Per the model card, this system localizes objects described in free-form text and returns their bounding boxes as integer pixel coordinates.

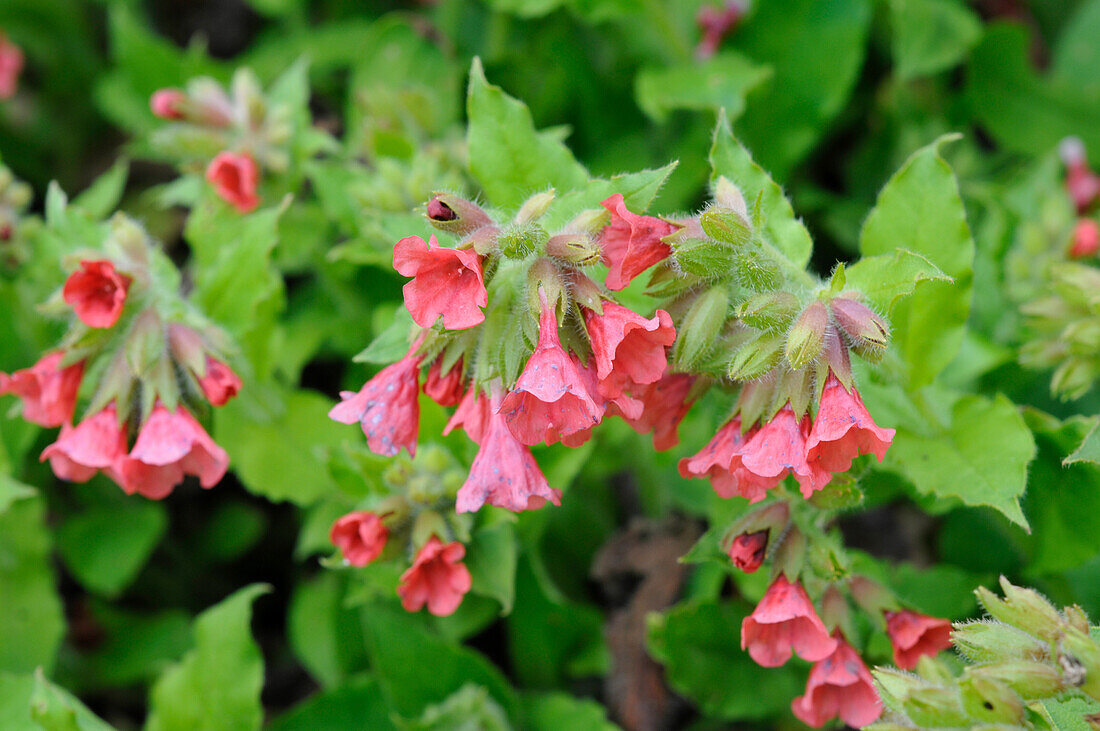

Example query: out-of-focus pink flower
[206,151,260,213]
[617,373,695,451]
[330,511,388,567]
[885,609,953,670]
[598,194,674,291]
[116,405,229,500]
[443,387,493,445]
[423,357,465,407]
[741,406,830,499]
[392,235,487,330]
[499,295,602,445]
[583,302,675,400]
[741,574,838,667]
[805,376,894,484]
[40,405,128,483]
[63,260,131,329]
[0,33,24,100]
[150,89,187,120]
[1070,218,1100,258]
[695,1,747,59]
[728,530,768,573]
[791,634,882,728]
[197,357,242,407]
[397,536,472,617]
[0,352,83,427]
[678,418,782,503]
[329,352,421,457]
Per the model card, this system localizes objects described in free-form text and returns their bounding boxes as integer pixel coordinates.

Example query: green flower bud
[728,331,784,380]
[807,472,863,510]
[513,190,555,225]
[699,204,752,247]
[736,291,800,331]
[500,223,549,259]
[1051,357,1095,400]
[901,686,972,728]
[673,287,729,370]
[1062,628,1100,700]
[976,579,1065,641]
[672,236,739,278]
[958,674,1025,724]
[970,660,1065,699]
[785,301,828,369]
[951,620,1049,664]
[731,242,783,291]
[546,232,600,265]
[411,510,450,550]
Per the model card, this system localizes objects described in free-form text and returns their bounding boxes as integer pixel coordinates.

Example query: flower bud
[727,530,768,572]
[736,291,799,331]
[900,686,971,728]
[785,301,828,369]
[167,324,208,376]
[951,620,1049,663]
[830,297,889,360]
[1061,319,1100,352]
[1065,605,1091,635]
[1062,628,1100,700]
[1052,263,1100,310]
[514,190,555,225]
[732,243,784,291]
[807,472,863,510]
[426,193,493,236]
[1070,219,1100,258]
[970,660,1065,699]
[500,223,549,259]
[526,261,565,318]
[1051,357,1095,400]
[410,510,451,550]
[958,673,1024,724]
[699,203,752,247]
[466,225,501,256]
[125,310,166,377]
[849,576,897,617]
[671,237,739,278]
[727,500,790,538]
[672,287,729,370]
[546,232,600,265]
[712,176,750,220]
[727,331,784,380]
[562,268,603,313]
[977,578,1065,641]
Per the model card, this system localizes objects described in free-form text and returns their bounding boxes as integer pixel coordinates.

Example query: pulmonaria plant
[0,31,23,100]
[0,215,240,500]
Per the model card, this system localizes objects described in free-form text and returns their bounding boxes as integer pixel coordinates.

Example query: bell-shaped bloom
[150,89,186,120]
[330,511,388,567]
[457,396,562,513]
[40,405,128,483]
[198,357,242,407]
[885,609,953,670]
[598,194,674,291]
[397,536,472,617]
[618,373,695,451]
[423,357,465,407]
[741,406,830,499]
[63,260,131,328]
[206,151,260,213]
[1067,165,1100,214]
[791,634,882,728]
[443,387,493,445]
[329,352,421,457]
[0,352,83,427]
[741,574,838,667]
[805,376,895,482]
[583,303,675,399]
[678,418,781,503]
[499,299,602,445]
[392,235,487,330]
[116,405,229,500]
[0,33,23,100]
[728,530,768,573]
[1070,218,1100,259]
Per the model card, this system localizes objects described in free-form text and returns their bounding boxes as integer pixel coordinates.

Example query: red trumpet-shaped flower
[805,376,895,482]
[885,609,953,670]
[197,357,242,407]
[741,574,838,667]
[329,350,421,457]
[443,387,493,445]
[728,530,768,573]
[498,295,602,445]
[206,151,260,213]
[598,194,674,291]
[392,234,487,330]
[678,418,781,504]
[41,405,128,483]
[116,405,229,500]
[741,406,830,498]
[583,302,675,400]
[1070,218,1100,259]
[618,373,695,451]
[397,537,472,617]
[0,33,23,100]
[63,260,131,329]
[0,352,83,427]
[791,634,882,728]
[330,511,388,567]
[423,357,465,407]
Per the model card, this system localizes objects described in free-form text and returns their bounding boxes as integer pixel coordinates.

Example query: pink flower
[423,357,464,407]
[40,405,128,483]
[583,303,675,399]
[397,537,472,617]
[498,297,603,445]
[741,406,830,499]
[0,33,24,100]
[695,1,746,59]
[392,235,487,330]
[0,352,83,427]
[63,260,131,328]
[791,634,882,728]
[1067,164,1100,214]
[330,511,388,567]
[741,574,838,667]
[805,376,895,484]
[329,352,421,457]
[443,387,493,445]
[1070,218,1100,258]
[116,405,229,500]
[617,373,695,451]
[457,392,562,513]
[728,530,768,573]
[150,89,186,120]
[198,357,242,407]
[678,418,781,503]
[885,609,953,670]
[206,151,260,213]
[598,194,674,291]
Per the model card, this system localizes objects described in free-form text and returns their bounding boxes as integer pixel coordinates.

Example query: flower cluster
[0,216,239,499]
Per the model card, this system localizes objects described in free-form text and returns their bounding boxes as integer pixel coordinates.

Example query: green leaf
[0,497,65,674]
[353,308,415,365]
[634,52,771,123]
[483,0,564,17]
[269,676,395,731]
[287,573,368,688]
[888,0,981,80]
[465,521,518,614]
[55,499,167,597]
[72,158,130,220]
[887,393,1036,529]
[0,474,34,516]
[1065,418,1100,466]
[1038,695,1100,730]
[843,249,952,314]
[30,669,114,731]
[1052,0,1100,90]
[541,163,679,232]
[466,58,588,210]
[402,684,510,730]
[522,693,617,730]
[146,584,270,731]
[709,111,813,268]
[860,135,974,388]
[647,600,803,720]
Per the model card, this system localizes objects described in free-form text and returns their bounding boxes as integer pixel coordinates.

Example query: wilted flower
[423,357,465,407]
[197,357,242,407]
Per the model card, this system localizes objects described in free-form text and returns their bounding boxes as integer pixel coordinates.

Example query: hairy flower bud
[900,686,972,728]
[425,193,493,236]
[514,190,556,225]
[736,291,799,331]
[1062,628,1100,700]
[830,297,889,360]
[951,620,1049,663]
[785,301,828,369]
[969,661,1065,699]
[728,331,784,380]
[959,673,1025,724]
[546,232,601,265]
[500,223,549,259]
[727,530,769,572]
[731,242,783,291]
[673,286,729,370]
[977,578,1065,641]
[699,203,752,248]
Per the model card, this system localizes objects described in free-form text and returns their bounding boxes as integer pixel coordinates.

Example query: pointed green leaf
[843,248,952,314]
[1065,418,1100,466]
[889,0,981,80]
[635,52,771,122]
